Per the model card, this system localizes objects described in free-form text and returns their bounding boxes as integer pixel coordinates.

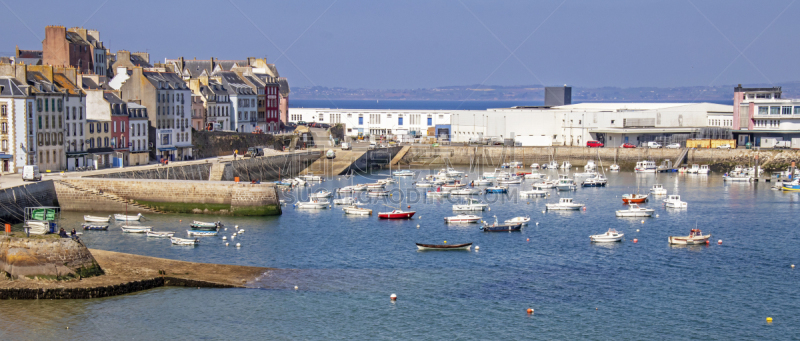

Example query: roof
[15,57,42,65]
[127,102,146,109]
[65,32,91,46]
[181,60,213,78]
[103,92,126,105]
[52,74,83,96]
[27,72,57,93]
[0,77,28,97]
[130,55,152,68]
[142,71,188,90]
[212,71,256,96]
[16,49,42,58]
[80,77,110,90]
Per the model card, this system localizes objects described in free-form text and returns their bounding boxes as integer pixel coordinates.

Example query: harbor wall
[0,181,58,225]
[0,236,103,280]
[55,178,281,216]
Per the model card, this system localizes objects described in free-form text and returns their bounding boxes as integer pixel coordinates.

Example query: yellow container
[686,139,710,148]
[710,139,736,149]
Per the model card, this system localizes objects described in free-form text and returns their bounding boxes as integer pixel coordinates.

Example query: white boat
[187,229,218,237]
[292,177,307,186]
[545,198,584,210]
[650,184,667,196]
[534,180,557,189]
[121,226,152,233]
[555,178,577,191]
[377,178,396,185]
[663,195,688,208]
[115,213,143,221]
[609,164,620,171]
[393,170,415,177]
[365,183,386,189]
[504,216,531,225]
[309,189,333,199]
[519,189,548,197]
[453,198,489,211]
[336,186,357,193]
[333,197,356,205]
[84,215,111,223]
[450,188,481,195]
[299,174,323,181]
[723,174,752,182]
[414,181,435,188]
[584,160,596,171]
[444,214,482,223]
[367,190,390,196]
[294,199,330,209]
[445,167,464,177]
[524,172,545,180]
[615,203,654,217]
[146,231,174,238]
[425,190,450,197]
[171,237,198,246]
[634,161,657,173]
[669,229,710,245]
[343,205,372,215]
[545,160,558,169]
[530,163,540,169]
[497,177,522,184]
[24,221,48,235]
[442,183,467,189]
[688,164,700,174]
[590,228,624,242]
[573,169,598,177]
[560,161,572,169]
[471,178,494,186]
[698,165,710,174]
[351,184,368,191]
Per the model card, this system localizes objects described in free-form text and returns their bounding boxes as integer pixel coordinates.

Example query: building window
[89,123,94,133]
[782,106,792,115]
[770,106,780,115]
[58,116,62,128]
[37,99,42,112]
[0,105,5,117]
[758,106,768,115]
[59,133,63,144]
[104,123,108,132]
[104,137,109,147]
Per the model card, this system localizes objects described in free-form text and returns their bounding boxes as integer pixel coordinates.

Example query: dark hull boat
[416,242,472,251]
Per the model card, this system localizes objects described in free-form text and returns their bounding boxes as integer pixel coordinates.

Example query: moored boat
[453,198,489,211]
[663,195,688,208]
[146,231,175,238]
[497,177,522,184]
[471,178,493,186]
[187,229,218,237]
[444,214,481,223]
[416,242,472,251]
[530,163,540,169]
[121,226,152,233]
[581,177,606,187]
[333,197,356,205]
[615,203,654,217]
[556,178,577,191]
[367,190,390,196]
[191,220,221,228]
[171,237,199,246]
[309,189,333,199]
[519,189,548,197]
[650,184,667,196]
[82,223,108,230]
[378,210,416,219]
[485,185,508,193]
[698,165,710,174]
[609,164,620,171]
[84,215,111,223]
[450,188,481,195]
[480,216,522,232]
[545,198,584,210]
[622,193,648,204]
[343,204,372,215]
[669,229,710,245]
[294,199,330,209]
[634,160,657,173]
[590,228,624,242]
[425,190,450,197]
[504,216,530,225]
[115,213,143,221]
[393,170,415,177]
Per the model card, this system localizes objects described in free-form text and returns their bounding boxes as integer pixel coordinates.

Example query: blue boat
[485,185,508,193]
[480,216,522,232]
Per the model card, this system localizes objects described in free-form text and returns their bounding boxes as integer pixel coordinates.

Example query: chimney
[68,27,88,41]
[14,63,27,84]
[87,29,100,42]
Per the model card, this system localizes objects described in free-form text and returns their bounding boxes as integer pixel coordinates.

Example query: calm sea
[1,169,797,340]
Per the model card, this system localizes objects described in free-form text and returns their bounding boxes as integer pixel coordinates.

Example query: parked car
[326,149,336,159]
[586,140,604,148]
[646,142,662,149]
[341,142,351,150]
[666,143,681,149]
[368,142,377,150]
[245,147,263,158]
[22,165,41,181]
[621,143,636,148]
[716,144,732,149]
[297,121,307,126]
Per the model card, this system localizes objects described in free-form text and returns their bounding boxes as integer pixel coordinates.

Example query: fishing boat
[121,226,152,233]
[191,220,221,228]
[146,231,175,238]
[688,164,700,174]
[485,185,508,193]
[343,204,372,215]
[471,178,494,186]
[581,177,606,187]
[584,160,596,171]
[650,184,667,195]
[442,183,467,189]
[615,203,654,217]
[114,213,144,221]
[171,237,199,246]
[560,161,572,169]
[678,166,688,173]
[590,228,624,242]
[698,165,710,174]
[781,179,800,191]
[309,189,333,199]
[504,216,531,225]
[82,223,108,230]
[545,198,584,210]
[294,199,330,209]
[187,230,218,237]
[480,216,523,232]
[367,190,390,196]
[622,193,648,204]
[634,160,657,173]
[497,177,522,184]
[84,215,111,223]
[573,169,598,177]
[378,209,416,219]
[545,160,558,169]
[663,195,688,208]
[292,177,307,186]
[450,188,481,195]
[416,242,472,251]
[393,170,415,177]
[668,229,710,245]
[444,214,482,223]
[333,197,356,205]
[453,198,489,211]
[530,163,540,169]
[519,189,548,197]
[337,186,357,193]
[534,180,557,189]
[556,178,577,191]
[609,164,620,171]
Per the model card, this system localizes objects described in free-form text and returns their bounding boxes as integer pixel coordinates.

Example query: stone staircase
[208,163,227,181]
[54,180,162,213]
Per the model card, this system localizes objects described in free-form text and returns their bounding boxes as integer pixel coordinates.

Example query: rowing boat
[415,242,472,251]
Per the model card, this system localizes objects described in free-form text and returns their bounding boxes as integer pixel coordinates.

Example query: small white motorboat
[723,173,753,182]
[584,160,596,171]
[688,164,700,174]
[365,183,386,189]
[471,178,494,186]
[530,163,540,169]
[650,184,667,196]
[377,178,396,185]
[698,165,710,174]
[444,214,482,223]
[115,213,144,221]
[519,189,548,197]
[425,190,450,197]
[414,181,435,188]
[663,195,688,208]
[524,172,545,180]
[534,180,557,189]
[504,216,531,225]
[121,226,152,233]
[497,177,522,184]
[669,229,711,245]
[367,190,390,196]
[555,178,577,191]
[442,183,467,189]
[590,228,624,242]
[333,197,356,205]
[560,161,572,169]
[299,174,323,181]
[634,160,657,173]
[171,237,199,246]
[545,198,584,210]
[615,203,654,217]
[146,231,175,238]
[187,230,218,237]
[84,215,111,223]
[293,177,307,186]
[393,170,415,177]
[309,189,333,199]
[545,160,558,169]
[343,205,372,215]
[609,164,620,171]
[294,199,330,209]
[450,188,481,195]
[453,198,489,211]
[336,186,356,193]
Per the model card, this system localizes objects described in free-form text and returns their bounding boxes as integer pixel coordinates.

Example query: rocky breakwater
[0,235,103,280]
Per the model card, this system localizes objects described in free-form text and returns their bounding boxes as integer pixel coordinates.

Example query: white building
[127,102,149,165]
[213,70,257,133]
[732,86,800,147]
[0,77,28,173]
[288,108,457,139]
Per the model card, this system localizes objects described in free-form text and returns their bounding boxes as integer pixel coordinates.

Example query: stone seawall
[226,151,321,181]
[0,236,103,280]
[88,163,212,181]
[0,181,58,225]
[56,179,281,216]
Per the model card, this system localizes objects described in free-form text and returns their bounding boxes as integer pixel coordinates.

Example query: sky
[0,0,797,89]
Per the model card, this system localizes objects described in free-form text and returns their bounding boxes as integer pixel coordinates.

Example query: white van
[646,142,662,149]
[22,165,41,181]
[341,142,351,150]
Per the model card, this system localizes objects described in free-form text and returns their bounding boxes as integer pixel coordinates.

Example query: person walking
[234,149,238,160]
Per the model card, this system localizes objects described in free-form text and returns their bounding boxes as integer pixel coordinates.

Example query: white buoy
[488,208,491,211]
[225,243,229,246]
[636,229,639,232]
[792,264,795,268]
[235,225,239,229]
[295,285,299,290]
[419,216,422,219]
[542,210,546,214]
[224,228,227,231]
[641,220,645,224]
[236,243,241,248]
[390,293,397,301]
[231,235,236,240]
[656,214,659,218]
[535,222,539,226]
[417,224,420,228]
[475,246,480,251]
[222,236,227,240]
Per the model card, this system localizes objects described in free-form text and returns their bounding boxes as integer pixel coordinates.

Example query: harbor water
[2,169,799,340]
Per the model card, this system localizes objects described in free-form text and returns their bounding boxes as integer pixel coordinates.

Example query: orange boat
[622,194,648,203]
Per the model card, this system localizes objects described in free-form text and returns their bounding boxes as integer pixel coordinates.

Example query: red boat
[622,194,648,204]
[378,210,416,219]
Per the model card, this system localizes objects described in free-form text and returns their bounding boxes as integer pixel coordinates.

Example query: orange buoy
[582,207,586,211]
[633,239,638,243]
[526,238,530,242]
[526,308,534,314]
[390,293,397,301]
[180,220,182,222]
[407,205,410,208]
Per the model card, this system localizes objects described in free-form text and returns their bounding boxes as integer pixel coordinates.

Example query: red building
[42,26,94,74]
[104,92,130,164]
[264,83,281,133]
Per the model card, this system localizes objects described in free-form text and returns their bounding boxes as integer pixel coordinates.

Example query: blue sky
[0,0,796,89]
